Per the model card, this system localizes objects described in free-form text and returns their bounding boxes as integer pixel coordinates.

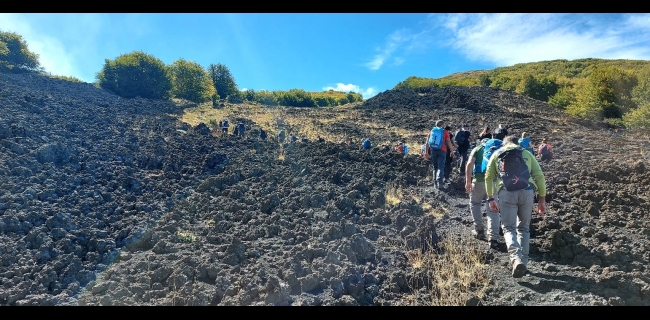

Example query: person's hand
[537,196,546,215]
[465,182,472,193]
[489,199,499,213]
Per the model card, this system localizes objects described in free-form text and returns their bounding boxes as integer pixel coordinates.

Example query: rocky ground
[1,72,649,306]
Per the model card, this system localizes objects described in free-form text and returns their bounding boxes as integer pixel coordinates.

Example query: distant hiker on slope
[485,135,547,278]
[425,120,456,190]
[259,128,267,141]
[537,138,553,161]
[519,132,536,156]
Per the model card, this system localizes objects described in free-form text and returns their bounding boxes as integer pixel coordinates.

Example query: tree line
[395,58,650,131]
[0,30,363,108]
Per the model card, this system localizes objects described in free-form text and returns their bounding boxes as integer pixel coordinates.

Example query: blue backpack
[428,127,444,150]
[480,139,503,173]
[362,139,371,149]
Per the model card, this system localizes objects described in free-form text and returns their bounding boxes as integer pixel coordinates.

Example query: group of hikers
[214,119,247,138]
[423,120,550,279]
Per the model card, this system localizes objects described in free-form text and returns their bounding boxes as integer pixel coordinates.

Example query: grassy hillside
[394,58,650,130]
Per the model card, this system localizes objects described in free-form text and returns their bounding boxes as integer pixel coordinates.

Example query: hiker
[444,125,457,182]
[425,120,456,190]
[519,132,535,155]
[278,130,286,143]
[260,128,267,141]
[346,137,354,146]
[301,137,309,143]
[396,141,404,154]
[478,126,492,140]
[485,135,547,278]
[221,119,229,136]
[403,143,409,154]
[237,122,246,137]
[538,138,553,161]
[362,138,371,150]
[233,124,239,136]
[494,124,508,141]
[290,134,298,143]
[465,138,502,249]
[455,124,472,175]
[318,136,325,143]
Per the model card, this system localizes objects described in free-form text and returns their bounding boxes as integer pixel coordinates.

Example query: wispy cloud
[323,83,378,99]
[364,29,413,71]
[433,13,650,66]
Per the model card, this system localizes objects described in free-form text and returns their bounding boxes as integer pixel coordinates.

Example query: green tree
[632,67,650,107]
[207,63,238,99]
[96,51,172,100]
[623,103,650,131]
[169,59,216,103]
[0,30,43,73]
[254,90,278,106]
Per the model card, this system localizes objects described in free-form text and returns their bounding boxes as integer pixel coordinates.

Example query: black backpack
[496,148,531,191]
[455,130,469,146]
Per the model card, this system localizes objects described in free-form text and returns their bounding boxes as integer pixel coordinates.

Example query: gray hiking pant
[470,181,500,241]
[497,187,534,266]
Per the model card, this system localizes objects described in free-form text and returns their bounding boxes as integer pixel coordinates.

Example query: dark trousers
[431,149,447,186]
[458,145,469,174]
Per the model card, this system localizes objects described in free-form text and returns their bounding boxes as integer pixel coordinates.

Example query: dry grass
[385,182,404,207]
[405,226,491,306]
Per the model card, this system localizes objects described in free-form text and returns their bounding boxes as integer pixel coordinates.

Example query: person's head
[521,131,527,138]
[499,123,505,129]
[504,135,519,146]
[435,120,444,127]
[542,138,548,144]
[463,124,469,131]
[481,126,490,134]
[444,125,452,131]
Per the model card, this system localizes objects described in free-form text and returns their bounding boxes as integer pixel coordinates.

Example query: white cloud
[323,83,378,99]
[434,13,650,66]
[393,57,405,66]
[364,29,412,71]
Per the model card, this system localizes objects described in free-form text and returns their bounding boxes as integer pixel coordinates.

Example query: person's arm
[485,153,498,198]
[465,149,476,192]
[526,151,547,214]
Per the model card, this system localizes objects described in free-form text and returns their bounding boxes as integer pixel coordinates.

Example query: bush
[0,30,43,73]
[623,103,650,131]
[169,59,216,103]
[96,51,172,100]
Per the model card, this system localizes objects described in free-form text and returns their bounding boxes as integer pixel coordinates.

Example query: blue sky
[2,13,650,99]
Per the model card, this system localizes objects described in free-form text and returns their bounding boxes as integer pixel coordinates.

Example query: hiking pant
[430,149,446,186]
[458,145,469,174]
[497,187,534,266]
[445,150,452,179]
[470,181,500,241]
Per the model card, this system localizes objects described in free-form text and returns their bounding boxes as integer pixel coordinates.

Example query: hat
[463,124,469,128]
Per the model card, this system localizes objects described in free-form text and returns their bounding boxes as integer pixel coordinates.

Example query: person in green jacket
[485,135,547,278]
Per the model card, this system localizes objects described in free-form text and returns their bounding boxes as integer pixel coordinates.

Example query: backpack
[480,139,503,173]
[403,145,409,154]
[519,137,535,155]
[455,130,469,146]
[428,127,445,150]
[495,148,531,191]
[223,120,229,128]
[362,140,371,149]
[539,144,550,156]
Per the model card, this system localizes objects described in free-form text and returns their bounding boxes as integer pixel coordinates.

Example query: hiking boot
[472,229,486,240]
[489,240,499,250]
[512,258,526,278]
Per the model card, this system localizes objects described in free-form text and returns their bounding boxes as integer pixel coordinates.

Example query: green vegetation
[169,58,216,103]
[96,51,173,100]
[0,30,43,74]
[395,58,650,131]
[239,88,363,107]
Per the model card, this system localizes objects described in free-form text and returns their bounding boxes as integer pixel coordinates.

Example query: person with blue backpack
[425,120,456,190]
[485,135,547,278]
[518,132,536,155]
[465,138,502,249]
